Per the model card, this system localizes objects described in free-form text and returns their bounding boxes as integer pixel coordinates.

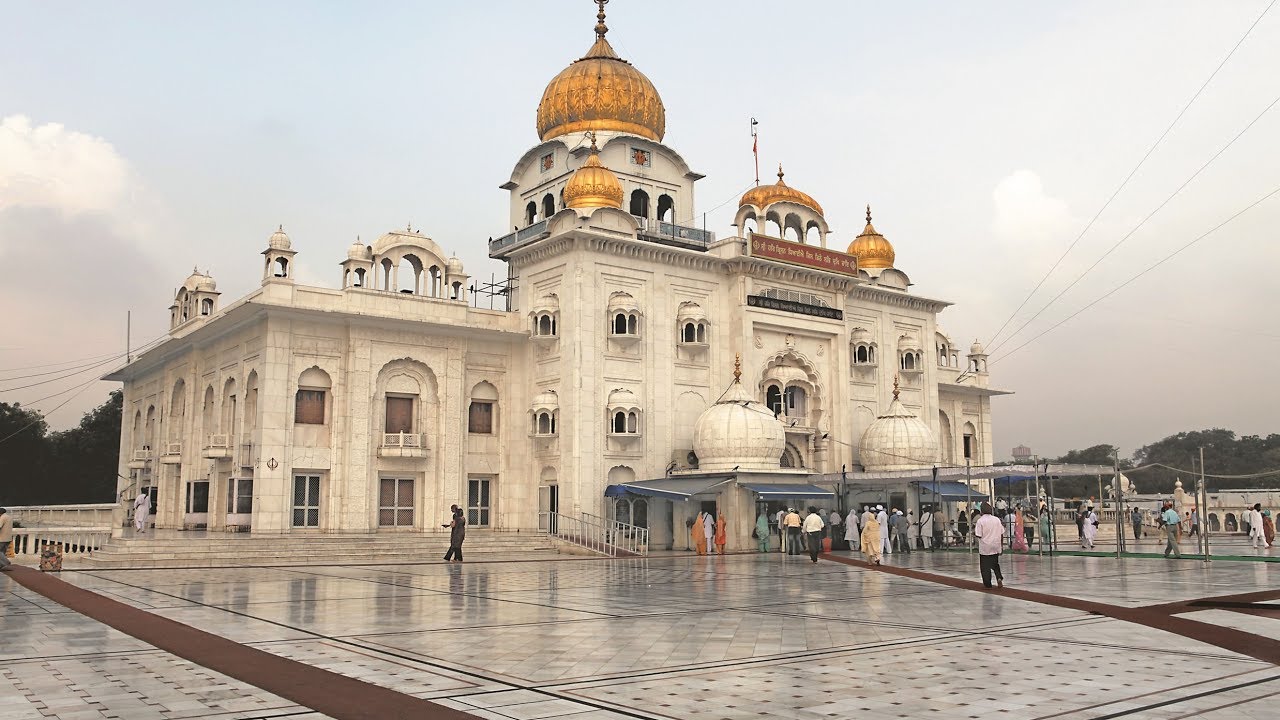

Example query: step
[73,548,560,569]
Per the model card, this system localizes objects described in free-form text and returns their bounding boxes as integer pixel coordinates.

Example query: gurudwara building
[108,4,1007,550]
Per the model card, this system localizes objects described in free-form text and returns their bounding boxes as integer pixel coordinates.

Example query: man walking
[443,505,466,561]
[802,506,825,563]
[0,508,12,571]
[1249,504,1267,549]
[919,506,933,550]
[1161,501,1181,559]
[775,507,786,553]
[133,488,151,534]
[1130,507,1142,541]
[1189,509,1200,537]
[973,502,1005,589]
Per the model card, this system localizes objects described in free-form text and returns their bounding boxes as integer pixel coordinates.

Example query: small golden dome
[564,136,623,209]
[536,5,665,142]
[847,205,895,269]
[739,166,824,216]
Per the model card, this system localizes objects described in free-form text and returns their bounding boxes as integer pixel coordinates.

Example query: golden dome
[847,206,895,269]
[564,136,623,209]
[536,5,665,142]
[739,166,824,216]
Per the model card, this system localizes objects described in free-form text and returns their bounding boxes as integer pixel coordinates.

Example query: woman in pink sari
[1011,508,1029,551]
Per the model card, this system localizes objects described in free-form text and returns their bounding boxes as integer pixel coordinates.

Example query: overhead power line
[0,374,108,445]
[987,89,1280,357]
[0,336,165,394]
[990,183,1280,367]
[983,0,1276,350]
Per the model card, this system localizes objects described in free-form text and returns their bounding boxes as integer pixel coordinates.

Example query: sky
[1,0,1278,459]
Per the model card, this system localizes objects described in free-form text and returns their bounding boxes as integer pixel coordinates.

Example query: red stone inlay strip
[7,566,473,720]
[821,554,1280,666]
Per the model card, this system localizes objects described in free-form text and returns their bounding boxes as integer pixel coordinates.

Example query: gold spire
[563,133,624,209]
[847,203,896,269]
[535,0,665,142]
[733,353,742,383]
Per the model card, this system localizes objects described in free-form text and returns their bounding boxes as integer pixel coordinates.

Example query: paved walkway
[3,550,1279,719]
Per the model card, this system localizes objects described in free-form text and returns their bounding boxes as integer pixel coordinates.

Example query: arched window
[627,411,638,433]
[783,386,807,419]
[657,194,674,222]
[682,322,696,343]
[537,315,554,336]
[765,211,782,237]
[765,385,783,417]
[856,346,868,363]
[613,410,627,433]
[614,313,628,335]
[805,222,821,245]
[200,298,213,315]
[468,381,498,434]
[275,257,289,277]
[525,201,537,226]
[629,189,650,218]
[354,268,366,287]
[296,367,331,425]
[542,193,555,219]
[744,217,758,234]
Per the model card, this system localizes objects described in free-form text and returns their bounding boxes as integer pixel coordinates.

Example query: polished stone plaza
[3,550,1279,719]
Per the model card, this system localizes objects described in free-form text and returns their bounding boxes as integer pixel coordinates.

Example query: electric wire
[987,88,1280,357]
[988,182,1280,367]
[0,349,130,374]
[0,337,164,393]
[983,0,1277,351]
[0,374,107,445]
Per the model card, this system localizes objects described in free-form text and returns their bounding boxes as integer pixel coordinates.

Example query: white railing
[131,446,152,461]
[382,432,423,448]
[206,433,229,448]
[164,441,183,455]
[6,504,117,529]
[543,511,649,556]
[9,527,110,557]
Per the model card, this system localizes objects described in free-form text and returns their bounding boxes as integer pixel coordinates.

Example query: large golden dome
[564,136,624,209]
[739,166,824,216]
[536,5,665,142]
[847,206,895,269]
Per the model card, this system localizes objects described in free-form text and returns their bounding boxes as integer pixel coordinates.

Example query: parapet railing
[541,511,649,557]
[9,527,110,557]
[6,503,117,529]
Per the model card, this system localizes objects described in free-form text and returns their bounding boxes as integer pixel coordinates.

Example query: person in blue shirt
[1161,501,1182,558]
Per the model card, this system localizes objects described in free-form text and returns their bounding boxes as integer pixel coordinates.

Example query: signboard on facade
[747,294,843,320]
[748,232,859,277]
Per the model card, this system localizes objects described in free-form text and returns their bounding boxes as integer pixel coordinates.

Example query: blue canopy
[916,481,983,501]
[607,476,736,501]
[739,482,834,499]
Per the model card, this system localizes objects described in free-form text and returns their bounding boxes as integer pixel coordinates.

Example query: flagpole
[750,117,759,185]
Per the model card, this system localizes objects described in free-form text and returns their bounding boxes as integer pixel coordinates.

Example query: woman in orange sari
[714,512,727,554]
[1264,510,1275,548]
[692,513,707,555]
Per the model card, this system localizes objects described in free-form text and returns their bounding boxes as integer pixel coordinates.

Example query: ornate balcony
[202,434,231,459]
[379,432,427,458]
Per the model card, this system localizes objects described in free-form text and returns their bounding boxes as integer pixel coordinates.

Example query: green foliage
[0,390,121,505]
[1133,429,1280,493]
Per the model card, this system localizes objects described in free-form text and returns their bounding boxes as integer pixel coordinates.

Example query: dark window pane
[307,509,319,526]
[385,397,414,434]
[293,509,305,526]
[295,390,326,424]
[468,401,493,434]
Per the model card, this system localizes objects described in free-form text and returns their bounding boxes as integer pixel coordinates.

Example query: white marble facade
[109,7,1007,543]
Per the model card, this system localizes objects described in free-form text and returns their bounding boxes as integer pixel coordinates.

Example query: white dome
[606,388,641,410]
[531,389,559,413]
[970,339,986,356]
[693,376,786,473]
[268,225,291,250]
[347,240,371,260]
[446,256,465,274]
[195,273,217,292]
[858,394,937,471]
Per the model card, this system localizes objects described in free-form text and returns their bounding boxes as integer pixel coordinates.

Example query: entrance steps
[74,530,559,569]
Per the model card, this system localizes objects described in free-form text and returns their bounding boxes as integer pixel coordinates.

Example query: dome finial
[777,164,785,183]
[866,205,872,224]
[892,373,900,401]
[588,130,599,151]
[595,0,609,39]
[733,353,742,383]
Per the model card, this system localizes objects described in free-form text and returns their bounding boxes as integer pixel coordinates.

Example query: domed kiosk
[692,358,785,473]
[859,376,938,471]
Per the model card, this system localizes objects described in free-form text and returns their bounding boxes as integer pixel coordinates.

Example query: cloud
[0,115,133,216]
[991,170,1071,244]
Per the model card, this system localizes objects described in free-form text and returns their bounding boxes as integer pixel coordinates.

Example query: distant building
[1012,444,1033,463]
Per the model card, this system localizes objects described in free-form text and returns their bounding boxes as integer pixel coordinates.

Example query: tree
[1134,429,1280,492]
[47,389,123,503]
[0,402,51,505]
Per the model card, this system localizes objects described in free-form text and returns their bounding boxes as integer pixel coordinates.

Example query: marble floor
[3,550,1278,719]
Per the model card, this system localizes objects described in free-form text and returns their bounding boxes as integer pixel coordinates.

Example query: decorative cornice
[848,285,950,313]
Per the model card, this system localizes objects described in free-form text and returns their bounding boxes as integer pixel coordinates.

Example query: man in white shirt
[919,507,933,550]
[802,506,826,563]
[1249,504,1267,548]
[876,506,891,555]
[775,508,787,553]
[828,508,842,546]
[973,502,1005,589]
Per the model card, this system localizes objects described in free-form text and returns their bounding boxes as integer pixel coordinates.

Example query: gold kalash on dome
[536,0,666,142]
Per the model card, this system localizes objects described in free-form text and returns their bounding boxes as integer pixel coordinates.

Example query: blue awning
[604,484,629,498]
[916,481,983,501]
[611,476,736,501]
[739,482,834,499]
